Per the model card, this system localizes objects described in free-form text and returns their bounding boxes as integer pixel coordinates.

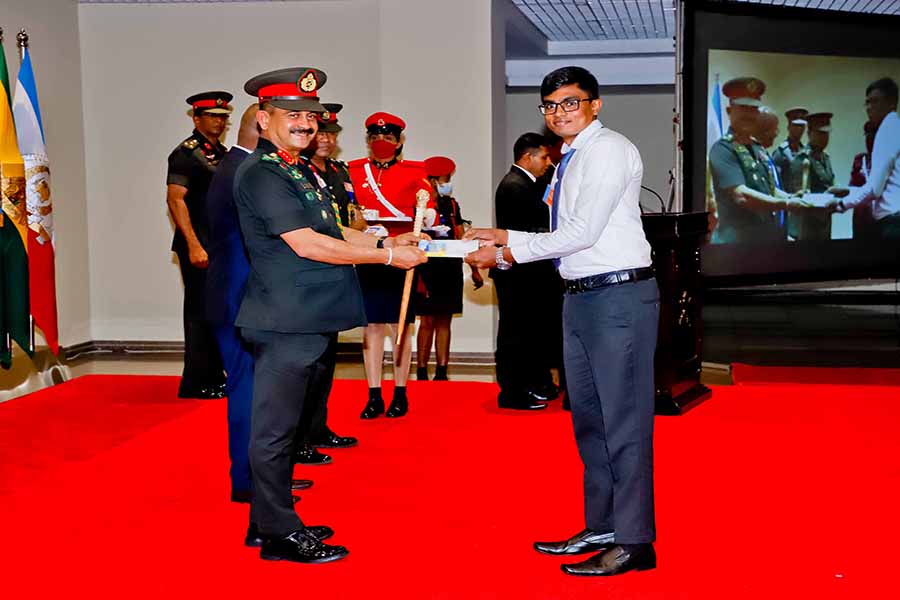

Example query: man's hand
[463,227,508,246]
[390,246,428,269]
[386,231,431,248]
[785,197,815,212]
[465,245,498,269]
[188,243,209,269]
[827,186,850,198]
[471,268,484,290]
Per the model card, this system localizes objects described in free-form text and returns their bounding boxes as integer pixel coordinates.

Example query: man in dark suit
[492,132,559,410]
[234,67,426,564]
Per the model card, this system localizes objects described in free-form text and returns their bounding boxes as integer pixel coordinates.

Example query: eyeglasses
[538,97,596,115]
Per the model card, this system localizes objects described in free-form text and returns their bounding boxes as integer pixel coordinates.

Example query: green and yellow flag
[0,38,32,368]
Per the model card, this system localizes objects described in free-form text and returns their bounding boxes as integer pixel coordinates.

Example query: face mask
[437,182,453,196]
[371,139,398,161]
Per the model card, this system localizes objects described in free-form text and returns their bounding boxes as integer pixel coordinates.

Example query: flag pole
[16,29,28,63]
[16,28,35,352]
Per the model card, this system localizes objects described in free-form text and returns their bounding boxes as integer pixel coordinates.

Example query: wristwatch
[495,246,512,271]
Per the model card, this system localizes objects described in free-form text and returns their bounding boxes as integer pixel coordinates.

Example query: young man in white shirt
[466,66,659,576]
[836,78,900,239]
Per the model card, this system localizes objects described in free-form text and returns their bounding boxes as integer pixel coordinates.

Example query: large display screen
[684,1,900,284]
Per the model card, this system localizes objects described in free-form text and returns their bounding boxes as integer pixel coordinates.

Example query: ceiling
[510,0,900,47]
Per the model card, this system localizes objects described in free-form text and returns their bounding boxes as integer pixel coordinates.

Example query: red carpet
[732,363,900,386]
[2,375,899,598]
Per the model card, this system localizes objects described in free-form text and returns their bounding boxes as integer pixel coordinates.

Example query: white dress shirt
[842,111,900,219]
[507,120,652,280]
[232,144,253,155]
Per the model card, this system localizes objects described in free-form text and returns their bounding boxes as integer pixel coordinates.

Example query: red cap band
[192,99,221,109]
[257,83,318,101]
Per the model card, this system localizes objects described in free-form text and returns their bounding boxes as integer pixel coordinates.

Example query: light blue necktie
[550,149,576,268]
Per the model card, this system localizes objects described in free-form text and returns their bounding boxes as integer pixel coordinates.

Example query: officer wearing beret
[772,107,808,192]
[166,91,231,398]
[234,67,426,563]
[348,112,436,419]
[708,77,810,243]
[788,112,836,240]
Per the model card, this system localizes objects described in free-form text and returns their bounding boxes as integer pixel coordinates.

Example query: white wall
[506,85,676,212]
[78,0,499,352]
[0,0,91,347]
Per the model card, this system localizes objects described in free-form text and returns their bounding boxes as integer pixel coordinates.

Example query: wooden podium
[641,212,712,415]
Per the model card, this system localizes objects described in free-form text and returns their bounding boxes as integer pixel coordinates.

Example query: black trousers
[298,335,338,444]
[563,278,659,544]
[493,260,564,399]
[241,328,337,536]
[875,213,900,240]
[176,251,225,393]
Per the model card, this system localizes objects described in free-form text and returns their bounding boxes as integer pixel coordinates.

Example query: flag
[14,47,58,354]
[0,42,32,367]
[706,73,729,153]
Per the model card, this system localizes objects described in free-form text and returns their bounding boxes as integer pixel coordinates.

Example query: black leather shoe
[260,530,349,563]
[385,397,408,418]
[561,544,656,576]
[498,396,547,411]
[433,365,449,381]
[231,489,252,504]
[291,479,314,491]
[360,398,385,419]
[294,444,333,465]
[534,528,615,555]
[177,384,226,400]
[561,391,571,412]
[246,524,335,548]
[311,432,358,449]
[416,366,429,381]
[527,383,560,402]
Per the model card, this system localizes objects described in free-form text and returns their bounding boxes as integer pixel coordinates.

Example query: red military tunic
[347,157,434,235]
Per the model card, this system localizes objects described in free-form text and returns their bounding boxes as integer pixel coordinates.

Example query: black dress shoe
[385,397,408,418]
[311,432,358,449]
[498,396,548,411]
[416,366,429,381]
[527,383,560,401]
[561,392,571,412]
[360,398,385,419]
[561,544,656,576]
[260,530,349,563]
[231,489,252,504]
[433,365,449,381]
[534,528,615,555]
[291,479,314,491]
[294,444,333,465]
[245,523,335,548]
[177,384,226,400]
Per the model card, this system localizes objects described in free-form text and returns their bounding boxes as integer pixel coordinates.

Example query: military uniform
[787,112,835,240]
[235,69,364,552]
[771,107,809,192]
[709,133,781,243]
[348,112,433,324]
[308,158,357,227]
[166,91,232,398]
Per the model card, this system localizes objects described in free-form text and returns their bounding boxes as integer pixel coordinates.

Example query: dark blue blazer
[205,146,252,325]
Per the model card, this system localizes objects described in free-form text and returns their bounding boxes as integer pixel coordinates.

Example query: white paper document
[800,193,837,208]
[418,239,479,258]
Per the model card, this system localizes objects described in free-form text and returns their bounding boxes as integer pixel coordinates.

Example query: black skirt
[356,263,417,324]
[416,257,464,316]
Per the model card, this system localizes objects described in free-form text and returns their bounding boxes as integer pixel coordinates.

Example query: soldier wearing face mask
[347,112,436,419]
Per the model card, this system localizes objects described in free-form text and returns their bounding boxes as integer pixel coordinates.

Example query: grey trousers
[562,278,659,544]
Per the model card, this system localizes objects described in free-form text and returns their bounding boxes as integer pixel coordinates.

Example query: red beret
[365,111,406,130]
[424,156,456,178]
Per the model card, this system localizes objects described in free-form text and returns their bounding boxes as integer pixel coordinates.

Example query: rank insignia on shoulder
[261,153,279,163]
[183,139,199,150]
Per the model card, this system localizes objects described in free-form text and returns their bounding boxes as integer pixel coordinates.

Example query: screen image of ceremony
[705,49,900,245]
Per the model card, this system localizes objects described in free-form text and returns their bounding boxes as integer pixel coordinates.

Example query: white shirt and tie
[507,120,652,280]
[842,111,900,219]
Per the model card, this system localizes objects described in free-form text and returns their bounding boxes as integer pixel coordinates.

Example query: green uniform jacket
[787,148,833,240]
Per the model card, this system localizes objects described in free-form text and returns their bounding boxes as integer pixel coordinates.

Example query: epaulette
[182,138,199,150]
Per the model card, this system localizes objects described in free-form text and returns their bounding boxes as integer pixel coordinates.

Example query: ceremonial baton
[395,190,430,344]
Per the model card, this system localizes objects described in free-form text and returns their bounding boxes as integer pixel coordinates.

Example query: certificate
[800,193,836,208]
[417,239,479,258]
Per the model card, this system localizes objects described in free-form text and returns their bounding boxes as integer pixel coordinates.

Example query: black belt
[564,267,654,295]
